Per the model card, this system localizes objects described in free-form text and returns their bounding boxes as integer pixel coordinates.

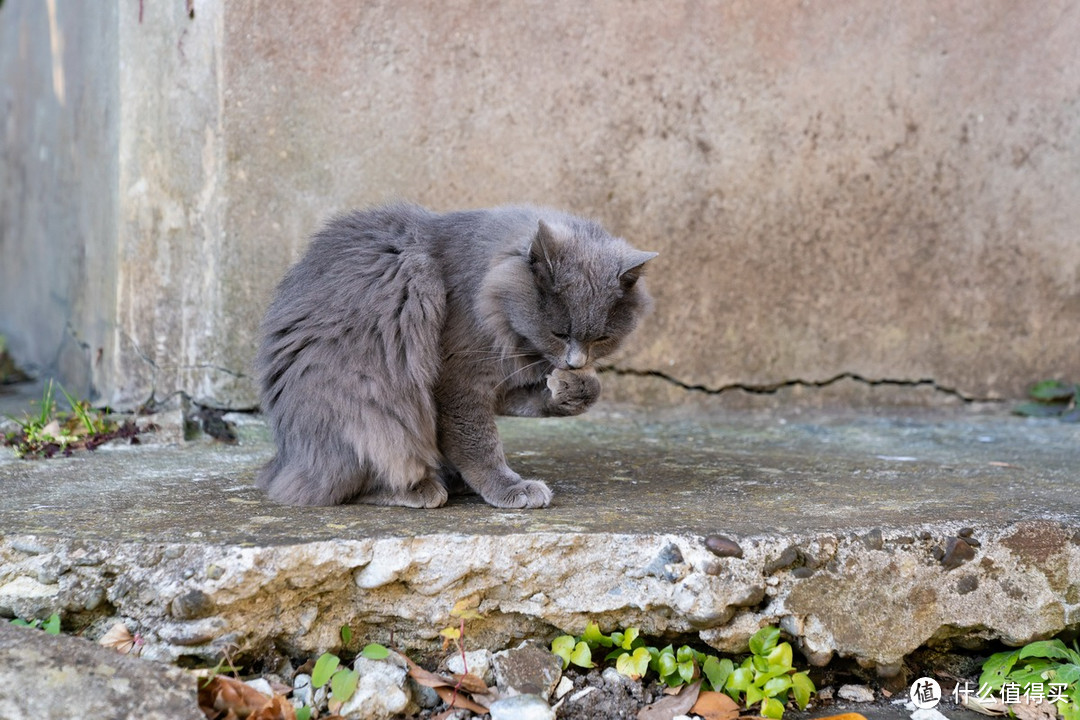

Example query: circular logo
[910,677,942,709]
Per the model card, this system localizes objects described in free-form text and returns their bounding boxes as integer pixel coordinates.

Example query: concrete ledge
[0,404,1077,675]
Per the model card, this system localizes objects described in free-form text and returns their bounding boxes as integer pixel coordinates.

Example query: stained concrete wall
[2,1,1078,409]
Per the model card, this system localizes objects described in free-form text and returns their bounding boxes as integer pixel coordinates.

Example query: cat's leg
[437,384,552,508]
[346,413,448,509]
[350,465,448,508]
[495,369,601,417]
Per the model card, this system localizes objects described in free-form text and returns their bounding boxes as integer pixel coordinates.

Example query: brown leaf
[451,672,489,695]
[249,694,297,720]
[198,676,271,719]
[809,715,871,720]
[433,686,490,714]
[406,662,455,689]
[690,690,739,720]
[98,622,142,656]
[638,680,702,720]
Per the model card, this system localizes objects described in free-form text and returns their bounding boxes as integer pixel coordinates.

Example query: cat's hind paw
[484,479,553,509]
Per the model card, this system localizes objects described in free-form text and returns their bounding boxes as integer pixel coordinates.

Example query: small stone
[958,527,975,538]
[170,589,214,620]
[764,545,799,574]
[791,566,816,579]
[930,545,944,561]
[338,656,419,720]
[244,678,273,697]
[861,528,884,551]
[961,536,981,547]
[941,536,977,570]
[837,684,875,703]
[489,693,555,720]
[568,686,596,703]
[554,676,574,699]
[292,673,312,706]
[895,535,915,545]
[492,642,562,700]
[705,534,743,558]
[956,575,979,595]
[919,531,932,541]
[445,648,494,686]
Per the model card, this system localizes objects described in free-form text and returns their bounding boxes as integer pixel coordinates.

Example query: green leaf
[621,627,640,650]
[678,659,696,684]
[767,642,793,671]
[1029,380,1077,401]
[295,707,312,720]
[1018,639,1075,663]
[361,643,389,660]
[791,672,815,709]
[43,614,60,635]
[749,627,782,657]
[330,668,360,704]
[763,675,792,697]
[569,641,594,669]
[311,652,341,688]
[1054,663,1080,685]
[658,652,678,678]
[746,684,765,706]
[726,667,754,693]
[979,650,1020,691]
[339,625,353,645]
[677,645,696,663]
[552,635,576,668]
[703,656,734,693]
[761,696,786,719]
[616,647,651,679]
[582,621,613,648]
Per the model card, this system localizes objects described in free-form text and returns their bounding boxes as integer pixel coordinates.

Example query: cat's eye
[552,332,570,341]
[594,335,611,343]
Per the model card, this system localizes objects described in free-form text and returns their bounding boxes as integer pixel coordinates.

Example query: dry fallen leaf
[98,622,142,656]
[450,671,489,695]
[809,714,870,720]
[690,690,739,720]
[638,680,702,720]
[198,676,271,718]
[433,686,490,714]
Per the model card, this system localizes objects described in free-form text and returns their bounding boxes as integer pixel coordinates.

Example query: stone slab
[0,621,203,720]
[0,399,1076,674]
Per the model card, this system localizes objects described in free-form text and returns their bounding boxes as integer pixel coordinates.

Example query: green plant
[10,613,60,635]
[1014,380,1080,422]
[4,379,139,458]
[551,623,814,718]
[979,639,1080,720]
[304,644,389,715]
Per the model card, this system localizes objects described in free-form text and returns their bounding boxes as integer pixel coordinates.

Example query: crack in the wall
[603,366,1001,403]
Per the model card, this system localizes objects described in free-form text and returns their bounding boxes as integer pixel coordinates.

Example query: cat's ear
[619,250,658,288]
[528,221,559,284]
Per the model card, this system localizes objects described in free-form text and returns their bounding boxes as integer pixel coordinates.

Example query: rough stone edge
[1,520,1076,675]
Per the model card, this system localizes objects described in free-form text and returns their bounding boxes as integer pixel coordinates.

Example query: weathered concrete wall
[2,1,1079,408]
[0,1,119,398]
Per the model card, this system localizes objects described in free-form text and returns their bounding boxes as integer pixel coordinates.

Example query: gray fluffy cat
[255,203,656,509]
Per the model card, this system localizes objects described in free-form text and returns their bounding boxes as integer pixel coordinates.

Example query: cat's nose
[566,344,588,369]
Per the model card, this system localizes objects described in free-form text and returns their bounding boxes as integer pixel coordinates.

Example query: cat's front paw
[545,368,601,416]
[484,479,553,509]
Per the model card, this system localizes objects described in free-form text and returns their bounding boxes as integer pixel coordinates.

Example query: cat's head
[484,217,657,370]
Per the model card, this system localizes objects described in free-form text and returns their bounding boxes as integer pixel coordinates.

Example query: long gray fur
[255,203,656,508]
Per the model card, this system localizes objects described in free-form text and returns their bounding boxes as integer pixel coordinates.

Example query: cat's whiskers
[493,358,549,391]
